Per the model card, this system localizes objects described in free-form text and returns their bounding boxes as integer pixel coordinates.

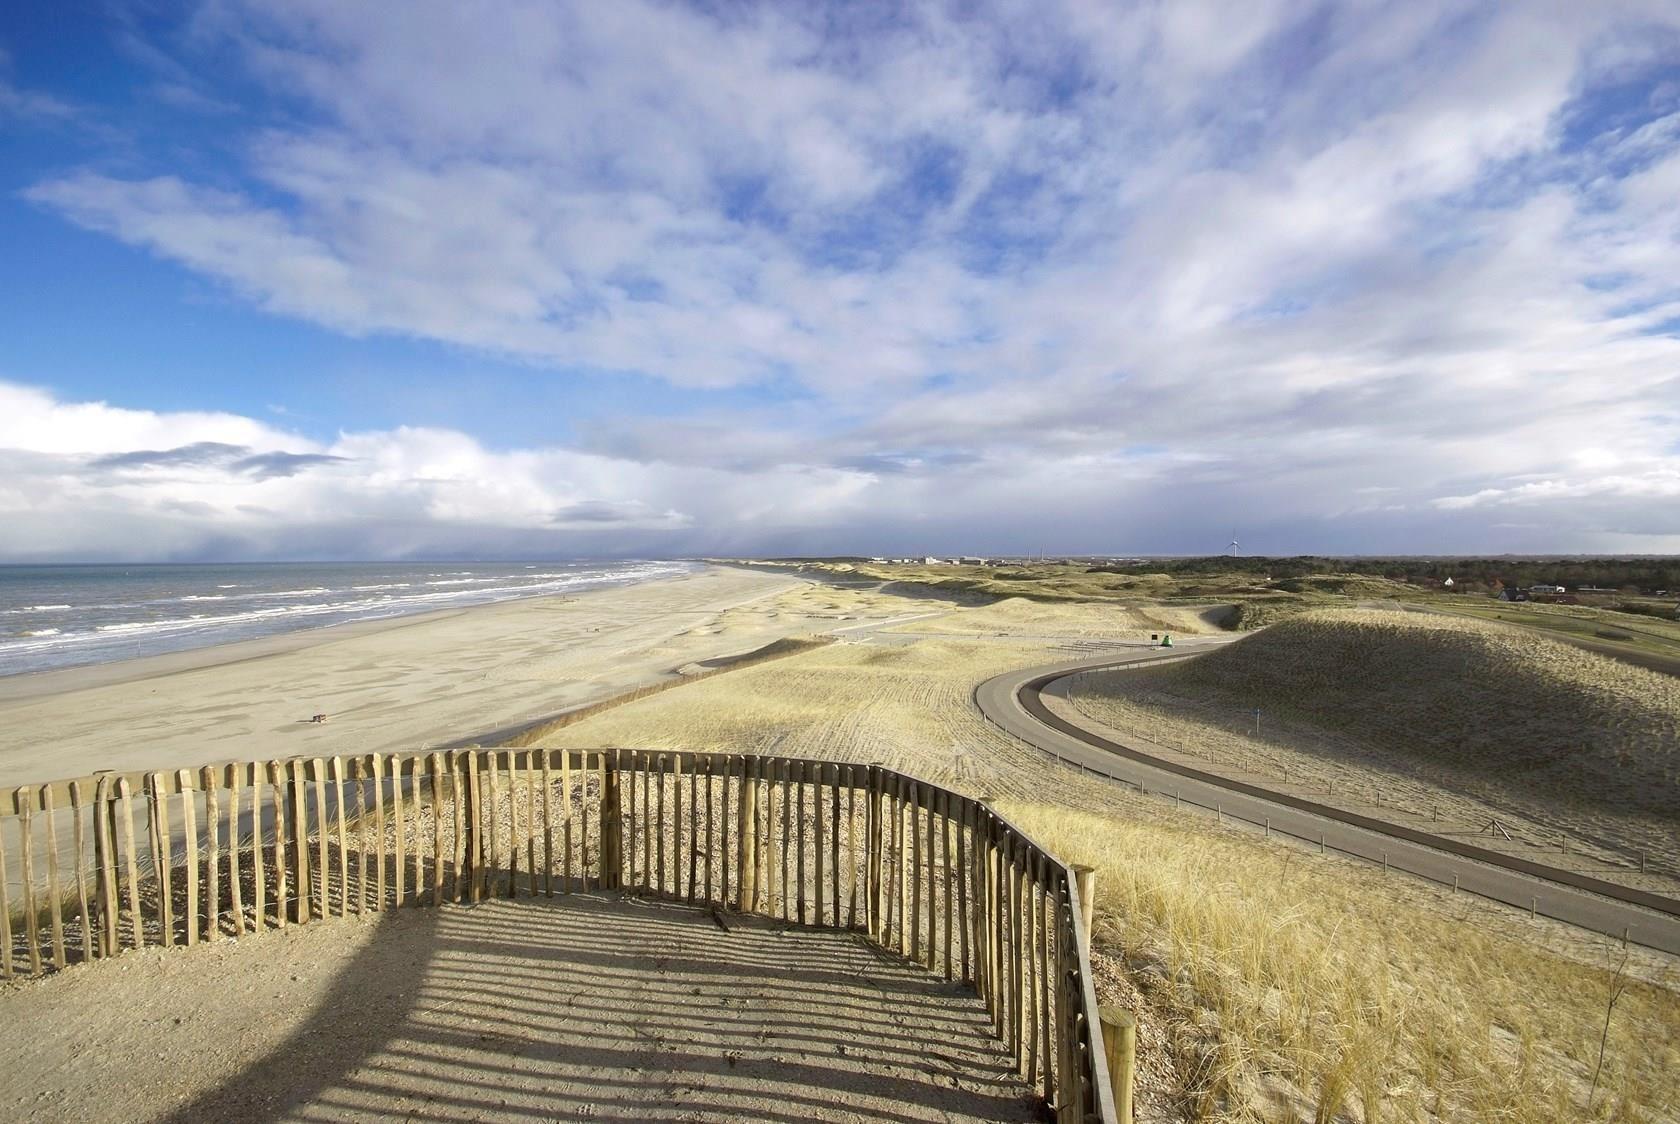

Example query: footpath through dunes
[3,895,1036,1124]
[1068,608,1680,875]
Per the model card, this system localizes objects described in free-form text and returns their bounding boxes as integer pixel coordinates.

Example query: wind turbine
[1229,534,1239,558]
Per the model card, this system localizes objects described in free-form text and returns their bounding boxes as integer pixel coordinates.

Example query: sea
[0,560,697,678]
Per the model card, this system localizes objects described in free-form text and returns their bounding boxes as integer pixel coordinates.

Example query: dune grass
[525,590,1680,1120]
[1429,601,1680,677]
[1070,608,1680,866]
[503,636,831,749]
[529,636,1065,795]
[885,595,1228,638]
[762,560,1422,627]
[1001,800,1680,1123]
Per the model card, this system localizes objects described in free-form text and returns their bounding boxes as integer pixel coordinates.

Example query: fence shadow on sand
[160,893,1037,1123]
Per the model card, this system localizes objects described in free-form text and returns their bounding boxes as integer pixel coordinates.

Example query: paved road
[974,646,1680,956]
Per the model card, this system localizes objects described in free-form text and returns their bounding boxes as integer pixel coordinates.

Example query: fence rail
[1,749,1116,1123]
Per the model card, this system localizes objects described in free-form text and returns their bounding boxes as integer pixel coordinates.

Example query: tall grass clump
[1000,801,1680,1122]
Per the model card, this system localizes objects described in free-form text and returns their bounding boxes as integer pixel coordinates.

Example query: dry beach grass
[524,592,1680,1121]
[4,575,1679,1122]
[1067,609,1680,882]
[1001,801,1680,1123]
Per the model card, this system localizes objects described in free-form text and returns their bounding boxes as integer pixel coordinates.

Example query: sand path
[1,894,1035,1123]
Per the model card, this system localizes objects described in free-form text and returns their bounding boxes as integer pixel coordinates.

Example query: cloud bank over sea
[5,2,1680,558]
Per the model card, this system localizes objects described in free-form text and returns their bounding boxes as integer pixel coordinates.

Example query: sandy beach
[0,565,860,789]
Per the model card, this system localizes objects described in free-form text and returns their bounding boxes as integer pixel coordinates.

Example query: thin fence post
[18,788,40,973]
[913,786,927,961]
[288,760,310,923]
[201,766,221,940]
[465,751,483,901]
[600,751,622,891]
[268,762,287,930]
[227,765,246,934]
[42,786,66,969]
[0,793,12,977]
[309,760,328,923]
[451,751,469,901]
[738,756,760,912]
[427,753,444,906]
[93,775,118,956]
[1056,880,1076,1116]
[179,770,200,946]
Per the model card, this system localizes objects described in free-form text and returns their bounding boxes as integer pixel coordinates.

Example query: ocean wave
[1,562,695,671]
[3,604,72,613]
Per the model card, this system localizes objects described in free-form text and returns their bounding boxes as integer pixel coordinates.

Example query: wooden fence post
[1100,1007,1137,1124]
[465,750,484,902]
[867,766,883,939]
[178,770,200,946]
[93,774,118,956]
[600,751,622,890]
[288,759,310,923]
[1073,864,1096,956]
[1055,882,1076,1116]
[737,756,759,912]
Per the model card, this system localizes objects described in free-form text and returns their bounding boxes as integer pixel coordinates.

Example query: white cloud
[15,1,1680,554]
[0,381,882,560]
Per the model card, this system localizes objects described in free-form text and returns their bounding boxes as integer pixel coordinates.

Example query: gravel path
[2,893,1038,1123]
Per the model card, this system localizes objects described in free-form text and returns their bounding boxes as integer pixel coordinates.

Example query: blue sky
[1,1,1678,561]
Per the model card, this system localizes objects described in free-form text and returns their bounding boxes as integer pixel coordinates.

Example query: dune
[1069,608,1680,863]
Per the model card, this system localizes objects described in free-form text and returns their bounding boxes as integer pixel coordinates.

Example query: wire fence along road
[974,650,1680,957]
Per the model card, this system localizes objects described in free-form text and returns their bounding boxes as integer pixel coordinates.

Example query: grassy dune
[1071,609,1680,864]
[762,560,1423,628]
[528,588,1680,1120]
[1004,800,1680,1122]
[528,635,1070,796]
[1431,601,1680,677]
[887,596,1229,638]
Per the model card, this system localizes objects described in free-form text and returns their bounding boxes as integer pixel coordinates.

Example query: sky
[1,1,1678,562]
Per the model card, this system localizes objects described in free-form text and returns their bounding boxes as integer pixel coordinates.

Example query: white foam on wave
[0,562,695,669]
[4,604,72,613]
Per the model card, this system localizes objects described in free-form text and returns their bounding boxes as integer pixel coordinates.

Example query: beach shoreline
[0,564,820,788]
[0,604,477,703]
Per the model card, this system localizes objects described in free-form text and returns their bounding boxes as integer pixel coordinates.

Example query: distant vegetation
[748,558,1421,628]
[758,554,1677,594]
[1102,554,1679,593]
[740,558,1680,672]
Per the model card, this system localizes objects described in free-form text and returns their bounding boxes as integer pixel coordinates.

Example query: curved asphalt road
[975,646,1680,956]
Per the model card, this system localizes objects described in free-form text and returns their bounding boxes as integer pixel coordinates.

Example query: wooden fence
[1,749,1117,1122]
